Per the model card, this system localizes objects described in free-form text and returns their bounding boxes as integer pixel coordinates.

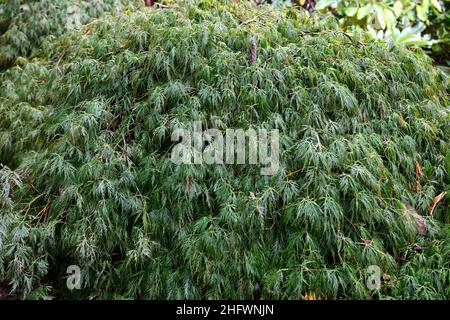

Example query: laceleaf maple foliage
[0,0,141,70]
[0,0,448,299]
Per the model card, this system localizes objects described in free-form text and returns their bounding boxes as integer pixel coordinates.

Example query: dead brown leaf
[415,162,423,178]
[428,192,447,216]
[401,203,427,236]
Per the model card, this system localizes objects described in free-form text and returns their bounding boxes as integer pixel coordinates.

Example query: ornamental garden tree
[0,0,448,299]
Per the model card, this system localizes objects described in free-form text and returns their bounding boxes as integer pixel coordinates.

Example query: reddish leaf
[428,192,447,216]
[415,161,423,177]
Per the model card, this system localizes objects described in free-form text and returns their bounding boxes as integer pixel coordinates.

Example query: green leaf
[445,149,450,174]
[402,38,429,46]
[384,9,396,29]
[315,0,337,10]
[367,25,378,38]
[422,0,430,13]
[416,6,427,22]
[375,5,387,30]
[356,5,371,20]
[431,0,442,12]
[393,1,403,18]
[345,7,358,17]
[417,0,430,21]
[377,29,384,39]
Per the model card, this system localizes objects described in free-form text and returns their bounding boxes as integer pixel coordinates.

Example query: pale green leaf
[375,6,387,30]
[356,5,371,20]
[430,0,442,12]
[345,7,358,17]
[393,1,403,18]
[315,0,336,10]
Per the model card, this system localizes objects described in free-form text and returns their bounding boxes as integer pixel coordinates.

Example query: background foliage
[313,0,449,68]
[0,0,449,299]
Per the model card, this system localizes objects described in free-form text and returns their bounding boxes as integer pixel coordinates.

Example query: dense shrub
[0,0,141,70]
[0,1,448,299]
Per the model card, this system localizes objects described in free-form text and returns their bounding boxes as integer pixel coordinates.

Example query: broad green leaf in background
[417,0,430,21]
[312,0,449,66]
[375,5,387,30]
[422,0,430,13]
[393,1,403,18]
[315,0,337,10]
[357,5,372,20]
[377,29,384,39]
[402,38,429,46]
[384,8,397,29]
[431,0,442,11]
[345,6,358,17]
[367,25,378,38]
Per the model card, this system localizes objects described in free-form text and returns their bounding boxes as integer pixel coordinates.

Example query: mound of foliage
[0,0,141,71]
[0,1,449,299]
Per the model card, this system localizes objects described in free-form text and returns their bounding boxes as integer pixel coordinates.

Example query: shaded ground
[0,282,17,300]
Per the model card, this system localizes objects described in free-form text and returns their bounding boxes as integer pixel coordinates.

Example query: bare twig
[239,10,273,26]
